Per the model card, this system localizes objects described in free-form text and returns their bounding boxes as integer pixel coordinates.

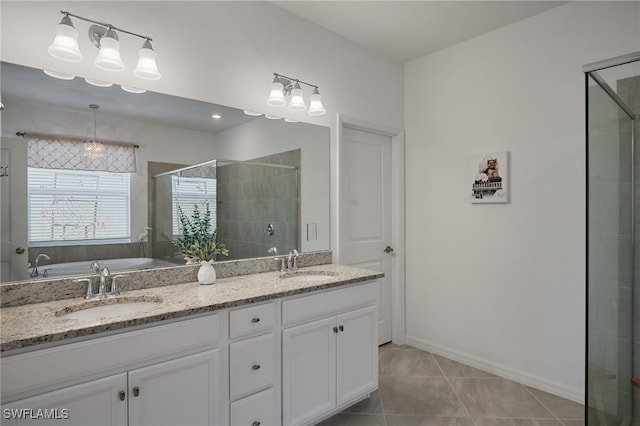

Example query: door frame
[334,114,406,345]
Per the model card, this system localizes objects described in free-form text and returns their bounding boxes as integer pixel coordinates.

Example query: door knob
[15,247,25,254]
[384,246,394,253]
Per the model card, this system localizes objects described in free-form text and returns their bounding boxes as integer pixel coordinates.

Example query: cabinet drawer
[282,282,377,326]
[229,302,276,340]
[230,333,277,401]
[230,387,279,426]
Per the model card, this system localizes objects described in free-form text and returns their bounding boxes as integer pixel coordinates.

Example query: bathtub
[29,257,165,279]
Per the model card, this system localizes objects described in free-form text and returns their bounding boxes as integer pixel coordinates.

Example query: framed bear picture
[468,151,509,203]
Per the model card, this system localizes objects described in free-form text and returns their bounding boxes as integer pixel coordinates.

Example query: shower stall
[153,159,299,263]
[585,52,639,425]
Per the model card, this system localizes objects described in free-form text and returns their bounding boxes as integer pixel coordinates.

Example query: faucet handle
[109,275,125,296]
[74,278,94,300]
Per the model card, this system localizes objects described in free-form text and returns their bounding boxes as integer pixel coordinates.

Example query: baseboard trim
[405,335,584,404]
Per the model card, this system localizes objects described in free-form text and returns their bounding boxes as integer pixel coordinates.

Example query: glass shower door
[586,72,635,425]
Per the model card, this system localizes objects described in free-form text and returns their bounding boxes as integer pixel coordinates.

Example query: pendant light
[84,104,105,159]
[47,13,83,62]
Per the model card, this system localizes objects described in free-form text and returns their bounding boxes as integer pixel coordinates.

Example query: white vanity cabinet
[1,314,226,426]
[281,282,378,426]
[228,302,280,426]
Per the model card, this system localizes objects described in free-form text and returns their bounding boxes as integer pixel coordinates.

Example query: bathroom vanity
[0,264,382,426]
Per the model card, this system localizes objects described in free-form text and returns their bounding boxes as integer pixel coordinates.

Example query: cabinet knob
[118,391,126,401]
[252,364,261,370]
[251,317,260,323]
[333,326,339,333]
[133,386,140,397]
[252,422,261,426]
[339,325,344,332]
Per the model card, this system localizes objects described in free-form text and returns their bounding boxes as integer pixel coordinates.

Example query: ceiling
[271,1,569,62]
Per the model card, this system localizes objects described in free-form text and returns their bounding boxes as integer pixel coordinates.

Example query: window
[28,168,131,244]
[171,175,217,237]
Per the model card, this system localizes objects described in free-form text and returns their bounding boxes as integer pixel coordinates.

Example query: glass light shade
[307,92,326,116]
[287,87,307,111]
[84,78,113,87]
[267,81,286,107]
[133,42,161,80]
[48,19,83,63]
[94,33,125,72]
[43,69,75,80]
[121,85,147,94]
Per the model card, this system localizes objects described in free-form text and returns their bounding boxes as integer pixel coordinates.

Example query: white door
[340,126,393,344]
[1,137,28,282]
[3,373,127,426]
[128,349,223,426]
[282,316,336,426]
[336,305,378,406]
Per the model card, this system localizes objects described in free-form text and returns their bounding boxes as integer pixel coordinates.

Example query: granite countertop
[1,264,383,353]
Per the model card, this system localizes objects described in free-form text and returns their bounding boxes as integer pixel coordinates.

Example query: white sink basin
[58,298,162,321]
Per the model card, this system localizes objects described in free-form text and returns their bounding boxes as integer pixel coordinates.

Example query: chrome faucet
[288,249,299,271]
[99,267,110,295]
[30,254,52,277]
[90,261,100,274]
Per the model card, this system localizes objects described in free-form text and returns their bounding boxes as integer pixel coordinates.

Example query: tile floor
[318,343,585,426]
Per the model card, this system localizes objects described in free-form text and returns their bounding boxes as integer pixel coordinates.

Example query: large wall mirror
[0,62,330,283]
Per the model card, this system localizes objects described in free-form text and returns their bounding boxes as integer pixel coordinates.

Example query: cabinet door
[2,373,126,426]
[336,305,378,406]
[282,317,336,426]
[128,349,223,426]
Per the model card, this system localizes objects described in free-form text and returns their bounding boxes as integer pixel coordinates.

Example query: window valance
[22,132,138,173]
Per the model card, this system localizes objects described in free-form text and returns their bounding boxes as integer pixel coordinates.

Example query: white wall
[404,1,640,402]
[0,0,404,255]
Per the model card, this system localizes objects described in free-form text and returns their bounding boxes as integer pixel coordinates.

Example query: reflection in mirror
[0,62,330,283]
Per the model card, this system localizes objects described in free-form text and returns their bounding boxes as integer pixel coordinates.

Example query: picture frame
[468,151,509,203]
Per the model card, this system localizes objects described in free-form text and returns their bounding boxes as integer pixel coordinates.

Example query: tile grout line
[522,384,564,424]
[431,352,479,426]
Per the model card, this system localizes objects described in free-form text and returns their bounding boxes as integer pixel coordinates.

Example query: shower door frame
[584,50,639,425]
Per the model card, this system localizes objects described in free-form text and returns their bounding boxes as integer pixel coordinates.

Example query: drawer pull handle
[252,422,261,426]
[333,326,339,333]
[339,325,344,332]
[119,391,126,401]
[252,364,261,370]
[133,386,140,397]
[251,317,261,323]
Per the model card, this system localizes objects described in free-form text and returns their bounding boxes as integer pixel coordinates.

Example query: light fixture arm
[60,10,153,42]
[273,73,319,90]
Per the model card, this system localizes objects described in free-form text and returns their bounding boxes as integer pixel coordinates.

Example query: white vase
[197,260,216,285]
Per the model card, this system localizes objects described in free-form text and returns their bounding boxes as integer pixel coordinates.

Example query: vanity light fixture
[266,73,326,116]
[243,110,263,117]
[48,10,161,80]
[84,77,113,88]
[84,104,106,159]
[121,85,147,94]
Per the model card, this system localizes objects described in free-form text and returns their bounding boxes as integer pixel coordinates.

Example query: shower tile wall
[217,151,300,261]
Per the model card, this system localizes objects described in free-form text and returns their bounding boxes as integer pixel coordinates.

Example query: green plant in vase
[173,202,229,263]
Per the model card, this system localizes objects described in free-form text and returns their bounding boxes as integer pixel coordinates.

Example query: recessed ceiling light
[243,110,262,116]
[264,114,282,120]
[84,78,113,88]
[121,85,147,94]
[211,114,222,120]
[43,69,75,80]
